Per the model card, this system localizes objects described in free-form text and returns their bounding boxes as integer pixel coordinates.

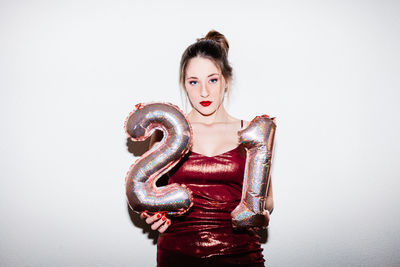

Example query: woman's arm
[265,177,274,214]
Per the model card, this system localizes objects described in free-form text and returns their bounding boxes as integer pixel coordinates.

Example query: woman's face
[184,56,227,116]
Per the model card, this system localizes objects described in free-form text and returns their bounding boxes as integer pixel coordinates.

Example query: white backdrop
[1,0,399,266]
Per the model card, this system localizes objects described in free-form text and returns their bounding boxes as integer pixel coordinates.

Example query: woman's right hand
[140,211,171,233]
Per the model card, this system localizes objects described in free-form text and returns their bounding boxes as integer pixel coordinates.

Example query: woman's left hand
[140,211,171,233]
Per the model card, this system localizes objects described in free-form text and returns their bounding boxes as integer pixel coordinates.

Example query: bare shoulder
[242,120,250,128]
[223,117,251,130]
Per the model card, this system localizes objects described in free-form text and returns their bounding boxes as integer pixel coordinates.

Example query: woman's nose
[200,83,209,97]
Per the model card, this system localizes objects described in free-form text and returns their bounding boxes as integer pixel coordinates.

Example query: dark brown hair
[179,30,233,93]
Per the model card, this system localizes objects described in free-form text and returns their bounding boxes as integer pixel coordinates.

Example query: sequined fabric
[157,145,265,267]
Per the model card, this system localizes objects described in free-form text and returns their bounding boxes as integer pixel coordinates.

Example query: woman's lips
[200,101,212,107]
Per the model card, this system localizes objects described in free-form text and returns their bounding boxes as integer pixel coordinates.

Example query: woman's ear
[221,76,228,92]
[224,79,230,93]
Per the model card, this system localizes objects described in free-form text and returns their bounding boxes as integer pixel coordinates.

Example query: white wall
[1,0,399,266]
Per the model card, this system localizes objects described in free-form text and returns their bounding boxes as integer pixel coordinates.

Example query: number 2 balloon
[124,102,194,216]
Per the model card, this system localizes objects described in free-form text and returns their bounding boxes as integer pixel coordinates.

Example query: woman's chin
[197,108,217,117]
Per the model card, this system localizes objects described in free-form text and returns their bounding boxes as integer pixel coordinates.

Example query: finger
[158,218,171,233]
[145,213,162,224]
[151,215,167,231]
[265,209,270,219]
[140,211,149,220]
[264,210,270,228]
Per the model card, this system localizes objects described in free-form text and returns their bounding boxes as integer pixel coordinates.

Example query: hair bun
[198,30,229,55]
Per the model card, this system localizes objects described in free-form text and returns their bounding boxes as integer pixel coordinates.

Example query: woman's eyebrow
[186,73,220,80]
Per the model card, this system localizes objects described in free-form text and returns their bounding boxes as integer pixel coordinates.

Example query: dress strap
[240,120,243,129]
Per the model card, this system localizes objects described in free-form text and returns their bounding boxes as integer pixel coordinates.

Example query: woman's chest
[168,148,246,186]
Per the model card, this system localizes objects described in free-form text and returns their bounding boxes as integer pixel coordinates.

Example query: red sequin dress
[157,122,265,267]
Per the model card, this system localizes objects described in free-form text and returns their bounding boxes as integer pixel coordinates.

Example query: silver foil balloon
[124,102,193,216]
[231,115,276,228]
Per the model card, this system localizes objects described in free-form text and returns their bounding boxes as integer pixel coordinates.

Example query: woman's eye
[189,81,198,85]
[210,78,218,84]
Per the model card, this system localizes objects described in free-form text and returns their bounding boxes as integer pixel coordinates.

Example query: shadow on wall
[124,133,270,245]
[126,203,159,245]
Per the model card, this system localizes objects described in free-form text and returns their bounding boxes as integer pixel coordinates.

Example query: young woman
[140,30,274,267]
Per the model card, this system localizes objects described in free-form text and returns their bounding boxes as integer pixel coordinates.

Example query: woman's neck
[187,105,233,125]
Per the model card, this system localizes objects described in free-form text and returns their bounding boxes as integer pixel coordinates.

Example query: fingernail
[162,216,166,221]
[166,221,170,225]
[156,213,161,218]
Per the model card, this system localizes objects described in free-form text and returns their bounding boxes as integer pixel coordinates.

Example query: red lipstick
[200,101,212,107]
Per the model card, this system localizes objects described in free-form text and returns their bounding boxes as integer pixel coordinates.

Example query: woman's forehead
[186,57,220,77]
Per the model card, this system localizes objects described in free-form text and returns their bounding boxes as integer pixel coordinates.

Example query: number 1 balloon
[231,115,276,228]
[124,102,193,216]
